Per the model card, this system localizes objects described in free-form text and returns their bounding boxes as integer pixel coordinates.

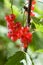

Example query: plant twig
[28,0,32,26]
[24,0,32,52]
[24,48,27,52]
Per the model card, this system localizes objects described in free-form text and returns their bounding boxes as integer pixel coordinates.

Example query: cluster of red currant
[31,0,36,16]
[5,14,32,48]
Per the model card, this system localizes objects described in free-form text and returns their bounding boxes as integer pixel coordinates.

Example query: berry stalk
[10,0,13,14]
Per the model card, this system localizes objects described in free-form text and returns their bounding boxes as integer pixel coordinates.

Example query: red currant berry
[9,14,16,21]
[7,32,11,38]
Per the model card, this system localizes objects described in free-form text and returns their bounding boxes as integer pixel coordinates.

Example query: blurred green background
[0,0,43,65]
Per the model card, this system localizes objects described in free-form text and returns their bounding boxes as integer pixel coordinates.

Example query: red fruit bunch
[5,14,32,48]
[31,0,36,16]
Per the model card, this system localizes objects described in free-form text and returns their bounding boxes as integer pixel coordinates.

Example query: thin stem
[28,0,32,26]
[24,0,32,52]
[23,11,25,26]
[29,55,34,65]
[24,48,27,52]
[10,0,13,14]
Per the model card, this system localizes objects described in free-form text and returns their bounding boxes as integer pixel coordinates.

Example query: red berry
[15,22,21,28]
[5,15,10,22]
[25,33,32,42]
[11,36,15,41]
[24,43,28,48]
[7,32,11,38]
[32,1,36,5]
[9,29,13,33]
[24,26,30,32]
[9,14,16,21]
[11,36,18,41]
[30,12,35,16]
[31,5,34,10]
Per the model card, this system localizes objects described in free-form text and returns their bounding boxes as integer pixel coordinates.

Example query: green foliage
[5,51,26,65]
[34,1,43,17]
[31,52,43,65]
[0,0,43,65]
[0,0,4,7]
[29,31,43,51]
[32,17,43,32]
[0,50,6,65]
[13,0,25,8]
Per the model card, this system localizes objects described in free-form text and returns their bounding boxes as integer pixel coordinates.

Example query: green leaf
[35,24,43,32]
[27,49,43,65]
[0,49,7,65]
[5,42,21,58]
[29,31,43,51]
[5,51,26,65]
[0,0,4,8]
[32,17,43,32]
[36,49,43,53]
[0,0,6,26]
[31,52,43,65]
[32,17,40,24]
[34,1,43,16]
[13,0,25,8]
[32,17,43,25]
